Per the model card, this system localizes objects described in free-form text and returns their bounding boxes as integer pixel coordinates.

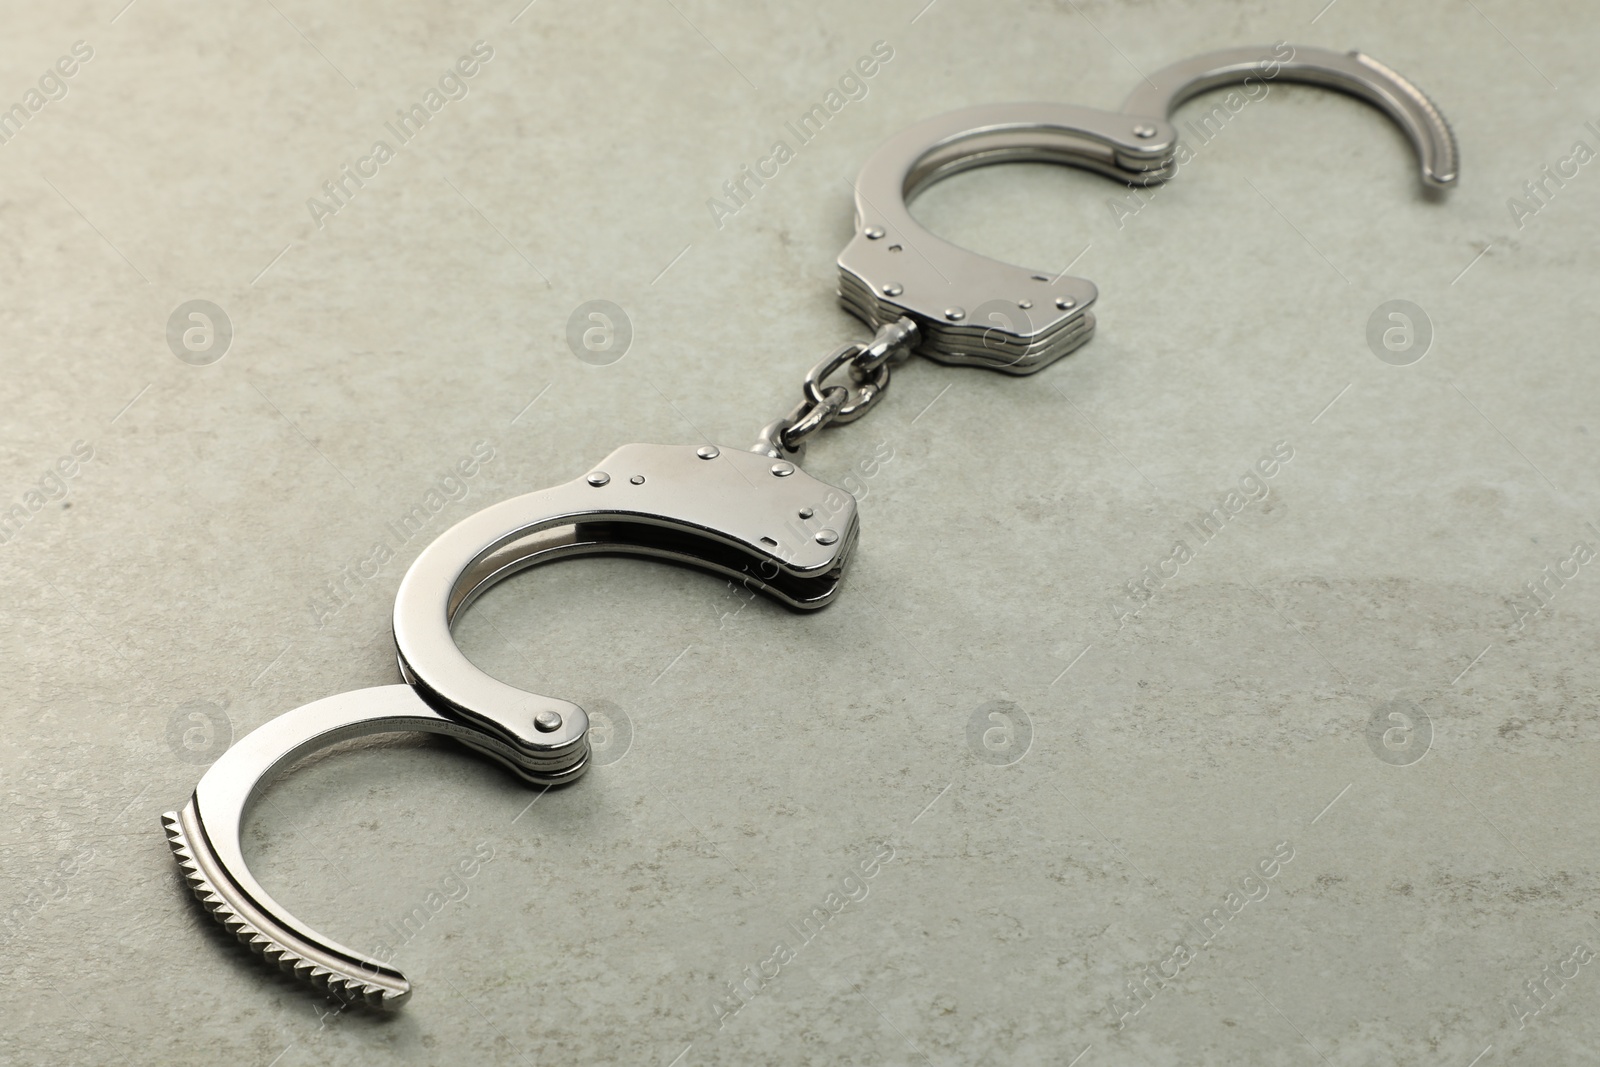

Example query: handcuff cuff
[164,44,1457,1008]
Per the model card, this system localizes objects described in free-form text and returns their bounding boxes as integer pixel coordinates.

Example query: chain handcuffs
[164,44,1458,1008]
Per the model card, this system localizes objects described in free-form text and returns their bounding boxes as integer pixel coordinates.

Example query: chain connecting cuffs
[752,317,919,460]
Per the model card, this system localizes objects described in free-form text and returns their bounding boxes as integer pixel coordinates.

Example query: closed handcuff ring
[164,43,1457,1009]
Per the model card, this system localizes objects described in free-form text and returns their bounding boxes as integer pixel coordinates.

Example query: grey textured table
[2,1,1597,1064]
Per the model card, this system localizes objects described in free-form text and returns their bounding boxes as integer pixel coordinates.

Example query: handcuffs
[164,44,1458,1008]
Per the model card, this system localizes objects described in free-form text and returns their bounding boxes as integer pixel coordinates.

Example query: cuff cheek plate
[164,444,857,1007]
[393,441,855,768]
[837,103,1178,374]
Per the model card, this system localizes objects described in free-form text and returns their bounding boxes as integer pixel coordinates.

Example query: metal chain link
[752,317,919,458]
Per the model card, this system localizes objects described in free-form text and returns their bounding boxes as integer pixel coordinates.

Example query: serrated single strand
[162,803,409,1009]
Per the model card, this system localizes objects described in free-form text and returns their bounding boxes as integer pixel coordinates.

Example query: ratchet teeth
[163,804,410,1009]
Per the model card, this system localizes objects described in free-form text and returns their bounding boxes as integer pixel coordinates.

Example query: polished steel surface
[163,684,555,1010]
[162,40,1461,1014]
[393,442,860,754]
[167,444,859,1007]
[838,44,1456,379]
[754,317,919,457]
[838,102,1178,374]
[1121,44,1459,188]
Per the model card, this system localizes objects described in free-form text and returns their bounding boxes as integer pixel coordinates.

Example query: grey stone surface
[1,1,1597,1064]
